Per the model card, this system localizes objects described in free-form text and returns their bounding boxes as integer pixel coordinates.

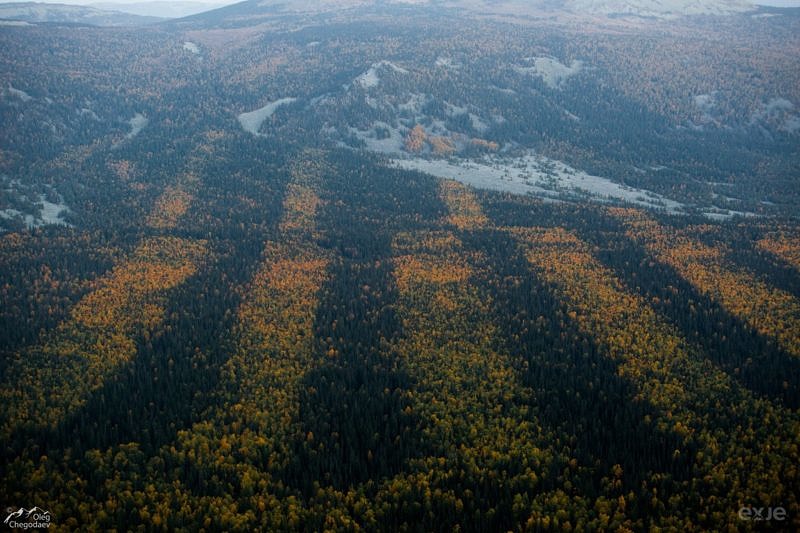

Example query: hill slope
[1,1,799,531]
[0,2,162,26]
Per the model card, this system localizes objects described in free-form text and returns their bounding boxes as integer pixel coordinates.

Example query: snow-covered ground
[435,56,457,69]
[691,92,719,127]
[0,208,35,228]
[394,156,550,197]
[750,97,800,133]
[515,57,583,89]
[126,113,148,139]
[397,92,426,115]
[489,85,516,95]
[38,195,71,225]
[79,108,101,121]
[354,61,408,89]
[238,97,297,136]
[183,41,200,54]
[350,122,406,154]
[693,93,715,113]
[7,85,32,102]
[701,209,756,221]
[392,153,686,212]
[0,176,71,230]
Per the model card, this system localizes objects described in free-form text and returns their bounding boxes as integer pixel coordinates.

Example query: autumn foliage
[758,231,800,273]
[1,236,206,439]
[404,124,427,153]
[610,207,800,358]
[439,179,488,230]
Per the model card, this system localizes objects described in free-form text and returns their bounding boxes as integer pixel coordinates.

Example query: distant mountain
[566,0,754,18]
[177,0,369,21]
[175,0,759,26]
[0,2,163,26]
[89,1,228,19]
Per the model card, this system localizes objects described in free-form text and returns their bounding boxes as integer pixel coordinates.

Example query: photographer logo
[738,506,787,522]
[3,507,52,529]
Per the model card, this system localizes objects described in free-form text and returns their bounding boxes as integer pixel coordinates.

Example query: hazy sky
[0,0,239,5]
[0,0,234,3]
[1,0,798,7]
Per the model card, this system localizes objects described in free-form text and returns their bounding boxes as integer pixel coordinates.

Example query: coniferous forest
[1,1,799,530]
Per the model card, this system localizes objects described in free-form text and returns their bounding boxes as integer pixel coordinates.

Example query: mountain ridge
[170,0,760,26]
[0,1,163,25]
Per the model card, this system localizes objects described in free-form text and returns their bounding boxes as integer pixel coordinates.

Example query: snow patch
[38,195,70,225]
[701,210,755,221]
[350,122,406,154]
[0,176,71,230]
[783,116,800,133]
[469,113,489,133]
[444,102,468,117]
[7,85,32,102]
[79,108,101,121]
[750,97,799,133]
[183,41,200,54]
[515,57,583,89]
[0,195,70,228]
[354,61,408,89]
[355,69,381,89]
[692,92,720,126]
[489,85,516,95]
[392,152,686,213]
[126,113,148,139]
[398,93,427,116]
[693,93,715,112]
[237,97,297,136]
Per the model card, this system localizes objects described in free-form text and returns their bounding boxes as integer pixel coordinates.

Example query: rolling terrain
[1,0,799,530]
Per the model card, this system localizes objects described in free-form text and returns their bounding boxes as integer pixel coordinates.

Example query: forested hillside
[1,1,799,530]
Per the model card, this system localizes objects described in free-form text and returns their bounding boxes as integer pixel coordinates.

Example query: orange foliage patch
[0,231,26,251]
[211,158,332,439]
[219,242,330,440]
[512,226,687,375]
[471,138,500,151]
[758,233,800,273]
[439,179,489,230]
[429,136,456,155]
[389,227,538,489]
[510,225,800,507]
[404,125,427,153]
[279,184,323,235]
[1,237,207,437]
[610,207,800,358]
[72,237,206,331]
[108,159,135,181]
[394,253,474,291]
[147,185,193,230]
[259,256,329,293]
[393,230,463,255]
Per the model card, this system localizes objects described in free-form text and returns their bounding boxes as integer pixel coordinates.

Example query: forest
[1,1,799,531]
